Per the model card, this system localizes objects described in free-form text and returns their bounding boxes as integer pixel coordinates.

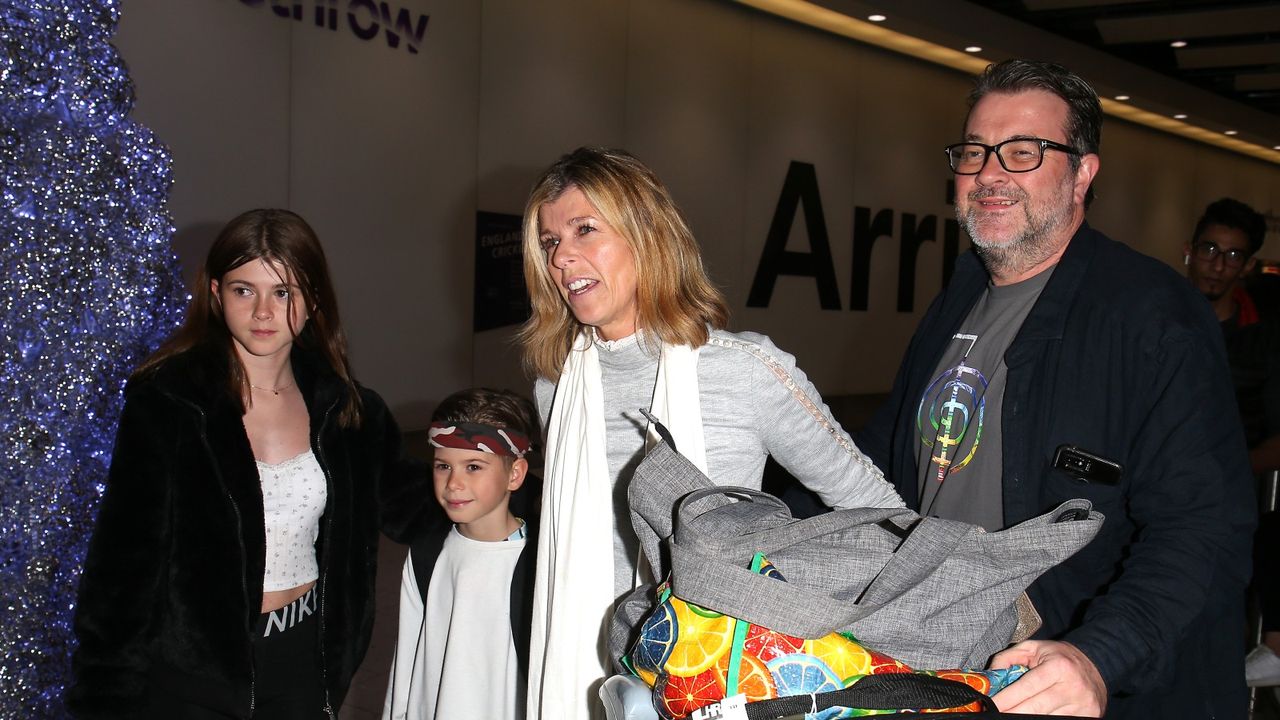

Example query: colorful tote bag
[625,557,1026,719]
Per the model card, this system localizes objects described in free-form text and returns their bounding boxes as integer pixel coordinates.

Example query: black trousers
[145,588,329,718]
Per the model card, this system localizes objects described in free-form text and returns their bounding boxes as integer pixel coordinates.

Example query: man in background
[1184,198,1280,690]
[1185,197,1278,474]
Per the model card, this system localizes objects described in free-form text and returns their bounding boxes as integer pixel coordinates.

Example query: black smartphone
[1052,444,1123,486]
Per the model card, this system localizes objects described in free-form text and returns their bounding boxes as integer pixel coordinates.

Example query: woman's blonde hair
[518,147,729,381]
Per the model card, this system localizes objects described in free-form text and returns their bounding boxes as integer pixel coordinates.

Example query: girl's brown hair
[136,208,363,427]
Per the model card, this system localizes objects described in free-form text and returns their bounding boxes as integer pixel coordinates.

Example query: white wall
[115,0,1280,429]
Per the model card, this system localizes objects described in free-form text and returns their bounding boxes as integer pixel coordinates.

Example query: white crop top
[257,450,327,592]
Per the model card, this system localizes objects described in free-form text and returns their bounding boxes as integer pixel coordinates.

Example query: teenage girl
[68,209,427,718]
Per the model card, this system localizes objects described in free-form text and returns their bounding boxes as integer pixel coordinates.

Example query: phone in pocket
[1052,444,1123,486]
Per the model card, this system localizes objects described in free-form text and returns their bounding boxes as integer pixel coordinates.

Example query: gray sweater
[535,329,905,602]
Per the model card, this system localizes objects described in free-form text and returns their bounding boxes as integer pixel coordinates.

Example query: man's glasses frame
[1190,241,1250,268]
[944,138,1080,175]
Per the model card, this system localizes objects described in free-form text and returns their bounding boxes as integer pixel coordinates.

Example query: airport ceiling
[966,0,1280,120]
[777,0,1280,157]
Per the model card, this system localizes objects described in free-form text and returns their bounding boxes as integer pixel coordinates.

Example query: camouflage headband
[428,421,531,458]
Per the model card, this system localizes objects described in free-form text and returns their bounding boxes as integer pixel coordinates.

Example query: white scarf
[527,331,707,719]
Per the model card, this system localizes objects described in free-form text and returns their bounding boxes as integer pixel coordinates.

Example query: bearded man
[857,59,1254,718]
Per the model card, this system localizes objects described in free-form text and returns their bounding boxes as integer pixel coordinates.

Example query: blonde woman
[518,147,904,719]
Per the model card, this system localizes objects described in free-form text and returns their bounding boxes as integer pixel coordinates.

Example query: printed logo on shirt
[916,334,987,485]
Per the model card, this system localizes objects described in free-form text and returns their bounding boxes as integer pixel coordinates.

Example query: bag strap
[853,516,973,606]
[741,673,998,719]
[724,552,766,695]
[675,486,917,555]
[670,487,970,636]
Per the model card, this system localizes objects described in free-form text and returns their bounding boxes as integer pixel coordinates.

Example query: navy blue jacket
[857,223,1255,719]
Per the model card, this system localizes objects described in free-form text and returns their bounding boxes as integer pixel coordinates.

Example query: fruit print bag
[624,555,1026,719]
[615,433,1101,719]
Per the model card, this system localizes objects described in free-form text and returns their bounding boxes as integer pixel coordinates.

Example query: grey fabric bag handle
[674,485,920,553]
[670,486,972,638]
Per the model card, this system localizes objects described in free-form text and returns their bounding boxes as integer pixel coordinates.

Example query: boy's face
[433,447,526,541]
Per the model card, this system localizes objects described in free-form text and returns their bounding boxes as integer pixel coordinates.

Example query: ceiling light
[1173,114,1188,120]
[867,14,886,22]
[964,46,982,53]
[1114,95,1130,101]
[1170,40,1187,48]
[1224,130,1238,136]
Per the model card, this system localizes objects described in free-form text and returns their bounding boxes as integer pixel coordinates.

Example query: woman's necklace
[248,381,295,396]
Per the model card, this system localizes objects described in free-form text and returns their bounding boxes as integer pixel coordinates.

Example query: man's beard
[957,174,1077,280]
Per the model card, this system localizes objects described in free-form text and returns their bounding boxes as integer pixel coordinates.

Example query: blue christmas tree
[0,0,184,715]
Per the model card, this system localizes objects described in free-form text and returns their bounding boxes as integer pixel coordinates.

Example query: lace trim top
[257,450,327,592]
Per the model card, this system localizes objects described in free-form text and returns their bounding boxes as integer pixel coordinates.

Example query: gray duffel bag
[617,435,1104,671]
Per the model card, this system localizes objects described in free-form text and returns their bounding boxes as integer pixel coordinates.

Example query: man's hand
[989,640,1107,717]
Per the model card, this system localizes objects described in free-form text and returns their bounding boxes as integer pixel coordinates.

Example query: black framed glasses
[944,138,1080,175]
[1191,241,1250,268]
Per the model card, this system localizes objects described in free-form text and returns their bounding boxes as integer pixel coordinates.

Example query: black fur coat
[66,344,430,718]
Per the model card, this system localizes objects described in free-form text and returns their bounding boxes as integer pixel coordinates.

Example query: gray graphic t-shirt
[915,266,1053,530]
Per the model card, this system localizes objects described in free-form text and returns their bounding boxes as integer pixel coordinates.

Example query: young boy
[382,388,541,720]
